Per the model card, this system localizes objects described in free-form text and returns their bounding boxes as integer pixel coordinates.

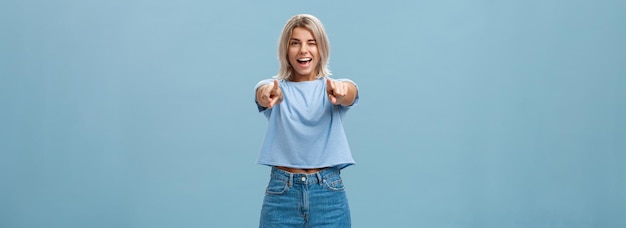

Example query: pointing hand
[326,78,349,105]
[258,79,283,109]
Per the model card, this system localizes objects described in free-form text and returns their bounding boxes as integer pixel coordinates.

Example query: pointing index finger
[326,78,334,93]
[273,79,280,92]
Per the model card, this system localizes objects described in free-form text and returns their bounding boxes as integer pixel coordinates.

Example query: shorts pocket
[323,174,345,192]
[265,177,289,195]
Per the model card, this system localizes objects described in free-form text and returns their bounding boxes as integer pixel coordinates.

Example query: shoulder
[255,76,281,90]
[332,77,356,84]
[327,77,358,89]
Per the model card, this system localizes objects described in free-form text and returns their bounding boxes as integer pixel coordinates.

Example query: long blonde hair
[276,14,331,80]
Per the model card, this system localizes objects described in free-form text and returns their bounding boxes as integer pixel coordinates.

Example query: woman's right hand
[256,80,283,109]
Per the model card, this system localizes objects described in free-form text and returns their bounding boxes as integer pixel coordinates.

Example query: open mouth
[296,57,312,66]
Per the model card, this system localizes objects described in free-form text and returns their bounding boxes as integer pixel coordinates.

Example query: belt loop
[288,173,293,188]
[316,172,323,186]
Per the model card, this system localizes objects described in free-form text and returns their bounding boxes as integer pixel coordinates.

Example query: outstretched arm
[256,79,283,109]
[326,78,358,106]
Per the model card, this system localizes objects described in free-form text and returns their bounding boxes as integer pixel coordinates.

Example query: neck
[290,74,317,82]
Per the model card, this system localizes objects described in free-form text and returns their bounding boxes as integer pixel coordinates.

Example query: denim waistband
[270,166,341,187]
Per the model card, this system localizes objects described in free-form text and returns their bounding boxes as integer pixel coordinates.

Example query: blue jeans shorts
[259,166,351,228]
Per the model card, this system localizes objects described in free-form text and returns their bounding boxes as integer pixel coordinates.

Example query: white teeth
[298,58,312,61]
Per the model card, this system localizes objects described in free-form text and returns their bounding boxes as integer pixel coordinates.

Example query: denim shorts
[259,166,351,228]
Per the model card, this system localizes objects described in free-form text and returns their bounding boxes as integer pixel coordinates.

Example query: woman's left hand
[326,78,357,106]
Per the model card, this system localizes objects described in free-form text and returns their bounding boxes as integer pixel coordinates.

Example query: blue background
[1,0,625,227]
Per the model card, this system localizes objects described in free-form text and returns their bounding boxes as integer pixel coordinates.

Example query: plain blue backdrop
[1,0,625,227]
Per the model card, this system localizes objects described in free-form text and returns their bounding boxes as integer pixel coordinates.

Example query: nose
[299,43,309,54]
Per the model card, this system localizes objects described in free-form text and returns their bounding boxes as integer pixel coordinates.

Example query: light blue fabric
[255,77,358,169]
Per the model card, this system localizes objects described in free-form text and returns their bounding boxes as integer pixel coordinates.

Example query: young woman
[254,14,359,227]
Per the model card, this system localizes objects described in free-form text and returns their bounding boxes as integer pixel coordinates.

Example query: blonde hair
[276,14,331,80]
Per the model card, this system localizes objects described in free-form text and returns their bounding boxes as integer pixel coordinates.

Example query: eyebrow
[290,38,316,42]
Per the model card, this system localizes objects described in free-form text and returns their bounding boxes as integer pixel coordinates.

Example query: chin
[295,70,313,77]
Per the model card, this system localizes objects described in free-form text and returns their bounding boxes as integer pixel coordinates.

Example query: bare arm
[256,79,283,109]
[326,78,358,106]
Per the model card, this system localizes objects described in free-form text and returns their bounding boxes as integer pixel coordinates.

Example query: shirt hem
[256,161,355,170]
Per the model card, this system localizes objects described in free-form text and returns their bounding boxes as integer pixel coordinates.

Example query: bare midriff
[276,166,325,174]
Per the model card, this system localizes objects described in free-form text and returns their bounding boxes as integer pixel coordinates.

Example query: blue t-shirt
[255,77,358,169]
